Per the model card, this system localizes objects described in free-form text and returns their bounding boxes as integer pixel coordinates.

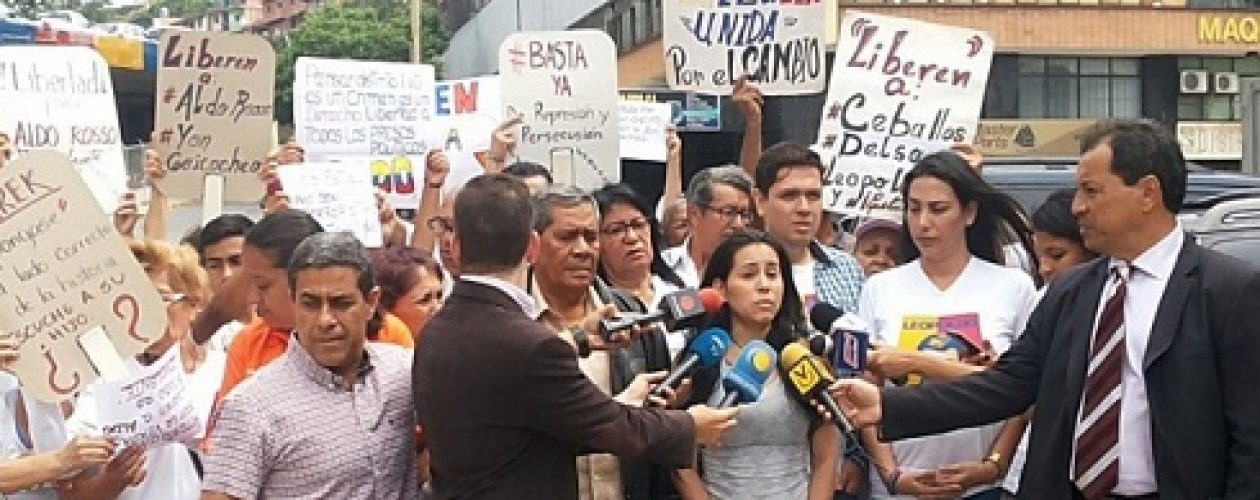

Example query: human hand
[54,436,116,472]
[666,125,681,160]
[582,305,653,350]
[489,115,523,164]
[822,379,883,428]
[934,461,1002,490]
[732,75,763,124]
[112,191,140,237]
[894,469,963,498]
[102,446,147,487]
[425,149,451,189]
[278,138,305,166]
[617,370,669,407]
[837,457,866,494]
[685,405,739,446]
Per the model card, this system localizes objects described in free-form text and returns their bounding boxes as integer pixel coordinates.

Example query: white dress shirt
[660,240,701,288]
[1075,225,1184,495]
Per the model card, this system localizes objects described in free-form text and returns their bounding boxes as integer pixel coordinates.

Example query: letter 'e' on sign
[153,31,276,202]
[0,151,167,403]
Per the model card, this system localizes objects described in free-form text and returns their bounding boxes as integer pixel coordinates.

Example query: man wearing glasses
[661,166,755,288]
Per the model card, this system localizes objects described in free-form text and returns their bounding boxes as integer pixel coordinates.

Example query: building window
[1177,57,1260,121]
[1015,56,1141,119]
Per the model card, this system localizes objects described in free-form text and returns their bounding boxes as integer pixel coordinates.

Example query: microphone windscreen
[809,302,844,333]
[721,340,777,405]
[698,288,726,315]
[689,327,733,369]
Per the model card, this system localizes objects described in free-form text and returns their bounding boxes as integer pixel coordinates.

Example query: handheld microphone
[600,288,725,340]
[780,344,859,438]
[717,340,776,408]
[809,303,870,377]
[651,326,732,399]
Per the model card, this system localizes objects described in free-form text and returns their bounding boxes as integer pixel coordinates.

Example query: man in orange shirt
[217,209,414,403]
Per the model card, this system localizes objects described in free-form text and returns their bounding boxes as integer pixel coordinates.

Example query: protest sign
[618,101,671,162]
[90,347,205,447]
[0,46,128,212]
[663,0,827,96]
[815,12,993,220]
[499,30,620,189]
[294,57,436,208]
[0,151,167,403]
[277,163,383,248]
[153,31,276,202]
[432,76,502,194]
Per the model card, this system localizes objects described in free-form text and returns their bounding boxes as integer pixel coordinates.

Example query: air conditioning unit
[1180,70,1209,94]
[1214,72,1241,94]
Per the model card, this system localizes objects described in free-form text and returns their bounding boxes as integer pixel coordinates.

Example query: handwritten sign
[0,46,128,212]
[500,30,621,188]
[0,151,167,403]
[277,163,384,248]
[618,101,672,162]
[90,347,205,447]
[664,0,826,96]
[431,76,502,197]
[816,12,993,220]
[153,31,276,202]
[294,57,436,208]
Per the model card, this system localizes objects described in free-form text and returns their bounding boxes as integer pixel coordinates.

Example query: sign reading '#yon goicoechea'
[664,0,827,96]
[153,31,275,202]
[816,12,994,220]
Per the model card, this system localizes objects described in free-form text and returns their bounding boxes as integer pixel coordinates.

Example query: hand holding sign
[489,114,523,166]
[732,76,764,124]
[426,149,450,189]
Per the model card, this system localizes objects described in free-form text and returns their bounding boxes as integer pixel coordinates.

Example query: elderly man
[661,166,754,287]
[202,232,419,499]
[528,185,677,500]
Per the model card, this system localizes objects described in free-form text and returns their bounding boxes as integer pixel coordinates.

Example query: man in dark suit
[826,119,1260,499]
[414,174,739,500]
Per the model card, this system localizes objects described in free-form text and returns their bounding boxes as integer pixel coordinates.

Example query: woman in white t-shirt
[594,184,690,356]
[67,240,226,500]
[856,151,1039,500]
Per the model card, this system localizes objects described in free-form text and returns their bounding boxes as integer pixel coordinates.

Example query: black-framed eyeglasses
[703,205,753,224]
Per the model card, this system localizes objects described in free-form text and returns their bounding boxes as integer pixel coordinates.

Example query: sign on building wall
[975,120,1092,157]
[499,30,621,189]
[663,0,827,96]
[1178,121,1243,160]
[815,11,994,220]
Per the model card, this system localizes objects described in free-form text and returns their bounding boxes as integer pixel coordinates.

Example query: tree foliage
[273,0,449,125]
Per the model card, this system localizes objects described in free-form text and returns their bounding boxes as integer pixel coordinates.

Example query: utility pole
[1243,77,1259,175]
[411,0,422,63]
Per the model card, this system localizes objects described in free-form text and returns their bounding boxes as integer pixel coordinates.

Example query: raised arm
[732,76,764,179]
[411,150,450,253]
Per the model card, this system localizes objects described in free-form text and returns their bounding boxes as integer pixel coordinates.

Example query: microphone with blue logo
[809,303,870,377]
[651,326,733,399]
[717,340,777,408]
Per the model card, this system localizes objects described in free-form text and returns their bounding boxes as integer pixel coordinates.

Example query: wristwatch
[569,326,592,358]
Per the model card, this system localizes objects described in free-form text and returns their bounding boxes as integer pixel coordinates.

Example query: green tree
[273,1,449,125]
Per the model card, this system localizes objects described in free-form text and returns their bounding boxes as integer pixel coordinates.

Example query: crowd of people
[0,76,1257,500]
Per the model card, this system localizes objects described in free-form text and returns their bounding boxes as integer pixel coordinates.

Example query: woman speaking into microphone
[671,229,839,500]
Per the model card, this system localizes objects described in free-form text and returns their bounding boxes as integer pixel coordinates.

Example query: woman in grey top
[672,230,840,500]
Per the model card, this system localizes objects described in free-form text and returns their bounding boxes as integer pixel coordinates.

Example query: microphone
[651,326,732,399]
[809,303,870,377]
[717,340,776,408]
[780,343,859,439]
[600,288,725,340]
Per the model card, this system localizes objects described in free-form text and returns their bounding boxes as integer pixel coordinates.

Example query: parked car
[95,22,147,39]
[981,156,1260,213]
[37,10,93,30]
[1179,189,1260,267]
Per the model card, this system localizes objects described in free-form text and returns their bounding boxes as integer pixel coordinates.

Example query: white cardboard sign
[277,162,384,248]
[0,151,167,403]
[663,0,827,96]
[618,101,672,162]
[432,76,503,191]
[294,57,437,208]
[815,12,994,220]
[0,46,128,212]
[499,30,621,188]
